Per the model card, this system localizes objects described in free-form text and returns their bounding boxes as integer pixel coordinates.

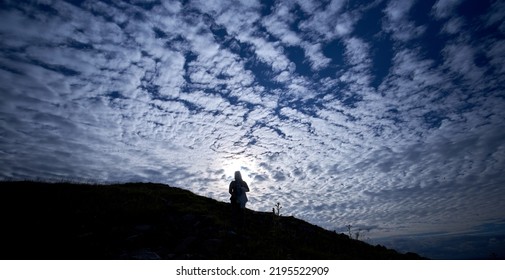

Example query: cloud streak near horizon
[1,0,505,258]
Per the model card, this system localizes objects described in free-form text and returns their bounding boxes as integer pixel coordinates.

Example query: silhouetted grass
[0,181,425,260]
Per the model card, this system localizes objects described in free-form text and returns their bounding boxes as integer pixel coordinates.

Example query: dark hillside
[0,181,424,259]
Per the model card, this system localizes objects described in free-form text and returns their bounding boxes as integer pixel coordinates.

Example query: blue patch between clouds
[25,1,60,17]
[414,22,447,67]
[284,46,313,77]
[153,27,168,39]
[458,0,494,20]
[29,59,81,77]
[318,39,347,80]
[105,91,127,101]
[182,51,198,86]
[353,1,387,38]
[259,0,275,17]
[127,0,161,11]
[65,39,94,50]
[370,36,394,88]
[244,56,281,89]
[423,110,445,129]
[209,23,228,42]
[61,0,88,7]
[409,0,438,27]
[341,94,363,108]
[322,39,345,67]
[0,64,24,76]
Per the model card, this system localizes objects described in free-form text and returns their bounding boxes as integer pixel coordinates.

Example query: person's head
[234,171,242,181]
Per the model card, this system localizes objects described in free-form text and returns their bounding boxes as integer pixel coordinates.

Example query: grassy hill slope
[0,181,424,259]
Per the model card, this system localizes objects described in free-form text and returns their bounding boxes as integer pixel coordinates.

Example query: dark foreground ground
[0,181,425,260]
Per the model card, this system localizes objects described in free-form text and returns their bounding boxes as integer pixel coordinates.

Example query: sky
[1,0,505,259]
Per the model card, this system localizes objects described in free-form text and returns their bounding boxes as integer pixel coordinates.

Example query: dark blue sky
[1,0,505,259]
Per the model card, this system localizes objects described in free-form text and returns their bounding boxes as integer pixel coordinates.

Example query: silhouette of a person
[229,171,249,229]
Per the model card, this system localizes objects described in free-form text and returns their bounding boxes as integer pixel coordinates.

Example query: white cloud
[383,0,426,41]
[191,0,294,74]
[293,0,322,14]
[485,0,505,34]
[301,42,332,70]
[334,13,355,37]
[384,0,415,21]
[442,16,464,34]
[442,44,484,81]
[432,0,464,19]
[338,37,373,87]
[487,40,505,74]
[299,0,355,40]
[261,1,333,71]
[262,4,302,46]
[298,0,347,40]
[247,37,293,72]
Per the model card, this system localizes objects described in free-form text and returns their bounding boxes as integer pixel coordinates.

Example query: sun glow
[222,157,255,183]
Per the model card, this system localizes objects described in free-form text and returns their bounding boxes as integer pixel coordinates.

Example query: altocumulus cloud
[1,0,505,259]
